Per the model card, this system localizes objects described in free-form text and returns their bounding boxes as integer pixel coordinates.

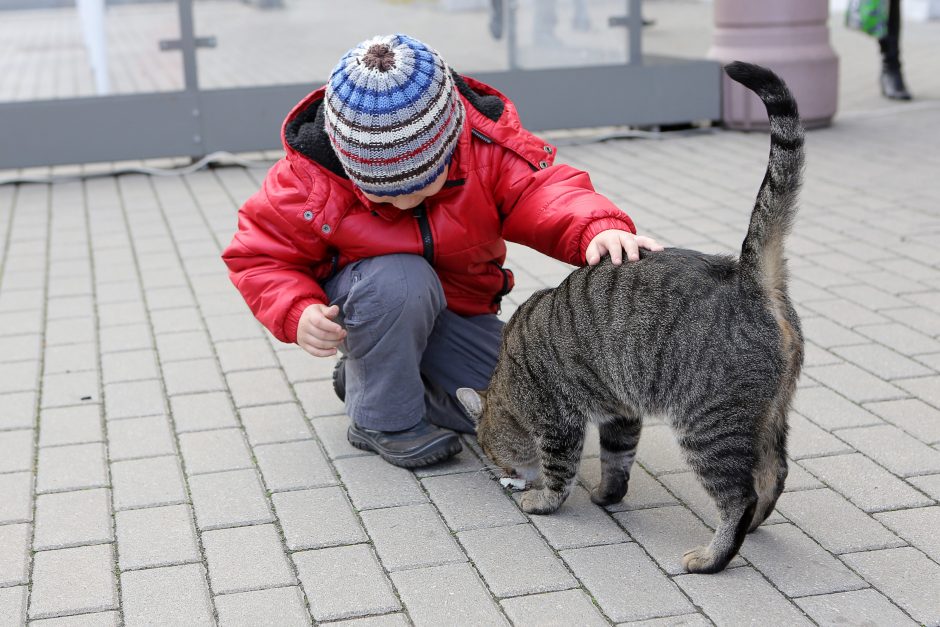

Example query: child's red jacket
[222,75,635,344]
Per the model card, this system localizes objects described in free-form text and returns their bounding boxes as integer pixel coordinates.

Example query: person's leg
[878,0,911,99]
[420,311,504,433]
[324,254,445,431]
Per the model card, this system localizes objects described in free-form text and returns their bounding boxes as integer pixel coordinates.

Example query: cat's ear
[456,387,485,422]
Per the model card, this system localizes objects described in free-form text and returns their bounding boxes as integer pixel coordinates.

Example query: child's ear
[456,388,486,423]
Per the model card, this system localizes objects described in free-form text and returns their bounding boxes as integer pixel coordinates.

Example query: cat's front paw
[590,482,628,506]
[520,488,564,515]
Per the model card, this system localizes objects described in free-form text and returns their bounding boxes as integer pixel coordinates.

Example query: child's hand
[297,304,347,357]
[586,230,663,266]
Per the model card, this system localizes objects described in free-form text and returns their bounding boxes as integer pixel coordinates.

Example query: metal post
[176,0,199,92]
[507,0,518,70]
[628,0,643,65]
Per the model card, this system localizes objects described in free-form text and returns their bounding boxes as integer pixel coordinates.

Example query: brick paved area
[2,4,940,626]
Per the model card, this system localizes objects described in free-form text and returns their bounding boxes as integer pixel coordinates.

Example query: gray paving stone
[832,343,934,380]
[272,487,367,551]
[614,506,743,575]
[294,379,346,418]
[40,371,99,408]
[783,460,826,491]
[837,424,940,476]
[241,403,311,445]
[0,472,32,524]
[38,405,102,447]
[883,306,940,338]
[169,391,238,433]
[215,586,312,627]
[34,488,113,551]
[501,589,609,627]
[792,387,883,430]
[189,468,274,530]
[458,523,577,597]
[635,424,688,475]
[618,614,712,627]
[739,523,866,597]
[310,414,370,460]
[111,455,187,511]
[28,544,118,620]
[865,398,940,445]
[360,503,465,571]
[334,455,426,510]
[42,343,98,376]
[155,330,214,363]
[800,317,868,349]
[0,391,36,429]
[831,285,910,311]
[775,488,902,553]
[120,563,214,627]
[391,563,508,626]
[255,439,337,491]
[44,318,96,347]
[293,544,400,621]
[856,322,940,355]
[0,334,41,363]
[97,300,147,328]
[36,442,107,493]
[801,453,933,512]
[324,615,410,627]
[106,415,175,461]
[215,338,278,373]
[29,610,121,626]
[226,368,294,408]
[795,588,918,627]
[161,358,226,396]
[804,298,889,328]
[103,380,166,420]
[804,363,907,403]
[895,374,940,409]
[98,324,153,354]
[150,307,204,335]
[100,349,159,384]
[277,349,338,383]
[675,566,811,626]
[578,457,678,512]
[205,312,264,342]
[0,523,30,587]
[787,413,854,459]
[875,506,940,562]
[561,543,693,623]
[0,360,39,395]
[422,471,525,531]
[519,484,627,550]
[842,547,940,625]
[178,428,253,475]
[203,524,296,594]
[115,504,200,570]
[0,586,27,627]
[908,473,940,501]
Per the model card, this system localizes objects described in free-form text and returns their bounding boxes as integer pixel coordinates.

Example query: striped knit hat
[324,34,465,197]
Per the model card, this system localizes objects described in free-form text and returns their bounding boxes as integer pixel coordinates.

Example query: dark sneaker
[333,356,346,402]
[347,418,462,468]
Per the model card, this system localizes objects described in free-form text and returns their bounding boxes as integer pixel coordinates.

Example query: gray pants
[323,254,504,433]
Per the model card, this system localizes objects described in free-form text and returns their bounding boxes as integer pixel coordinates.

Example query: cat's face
[457,388,540,483]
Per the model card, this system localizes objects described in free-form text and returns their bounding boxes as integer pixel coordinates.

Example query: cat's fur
[457,62,805,574]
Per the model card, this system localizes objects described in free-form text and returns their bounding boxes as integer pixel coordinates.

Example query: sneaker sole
[347,429,462,469]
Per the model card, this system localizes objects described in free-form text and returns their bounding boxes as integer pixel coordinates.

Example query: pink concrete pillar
[707,0,839,129]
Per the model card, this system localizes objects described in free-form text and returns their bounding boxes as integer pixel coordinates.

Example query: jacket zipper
[413,203,434,265]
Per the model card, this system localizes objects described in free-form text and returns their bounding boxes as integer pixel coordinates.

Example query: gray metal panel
[0,58,721,169]
[0,92,201,169]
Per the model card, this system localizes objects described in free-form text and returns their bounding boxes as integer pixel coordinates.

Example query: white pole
[77,0,110,95]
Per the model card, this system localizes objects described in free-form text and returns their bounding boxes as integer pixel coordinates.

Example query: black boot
[347,418,462,468]
[332,356,346,402]
[879,37,912,100]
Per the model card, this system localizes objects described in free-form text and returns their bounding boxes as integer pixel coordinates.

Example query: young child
[222,34,661,468]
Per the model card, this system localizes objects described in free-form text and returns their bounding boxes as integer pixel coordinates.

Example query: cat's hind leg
[749,405,789,532]
[591,414,642,506]
[520,417,585,515]
[677,410,758,574]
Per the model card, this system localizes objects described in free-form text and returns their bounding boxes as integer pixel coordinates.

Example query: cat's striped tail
[726,62,805,298]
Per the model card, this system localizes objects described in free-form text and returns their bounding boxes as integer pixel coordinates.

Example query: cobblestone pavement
[2,4,940,627]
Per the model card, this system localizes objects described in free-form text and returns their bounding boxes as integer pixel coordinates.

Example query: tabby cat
[457,62,805,574]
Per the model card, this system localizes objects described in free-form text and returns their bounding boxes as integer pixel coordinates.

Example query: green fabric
[846,0,888,38]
